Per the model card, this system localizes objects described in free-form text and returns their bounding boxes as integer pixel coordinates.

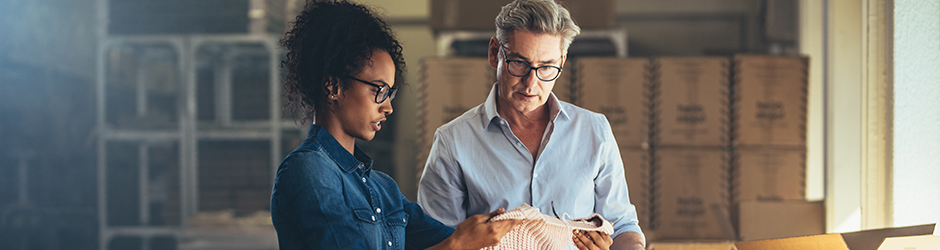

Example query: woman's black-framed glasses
[347,76,398,104]
[499,43,563,81]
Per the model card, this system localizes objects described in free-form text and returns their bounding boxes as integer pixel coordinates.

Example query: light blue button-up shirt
[418,84,644,239]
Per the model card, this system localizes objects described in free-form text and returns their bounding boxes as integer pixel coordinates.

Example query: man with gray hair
[418,0,645,249]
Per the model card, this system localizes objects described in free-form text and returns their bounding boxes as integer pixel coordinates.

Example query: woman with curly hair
[270,1,522,249]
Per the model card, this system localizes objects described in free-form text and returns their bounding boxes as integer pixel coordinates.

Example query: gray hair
[495,0,581,52]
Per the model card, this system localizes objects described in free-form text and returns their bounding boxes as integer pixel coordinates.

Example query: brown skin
[488,32,646,250]
[428,208,525,250]
[319,49,524,249]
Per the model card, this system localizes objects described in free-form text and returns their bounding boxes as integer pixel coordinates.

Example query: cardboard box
[417,57,495,153]
[650,148,730,240]
[430,0,614,30]
[736,200,824,241]
[735,233,850,250]
[877,235,940,250]
[648,242,737,250]
[841,224,936,250]
[621,147,650,229]
[733,147,805,203]
[732,55,808,147]
[417,58,494,175]
[575,57,650,148]
[654,57,730,147]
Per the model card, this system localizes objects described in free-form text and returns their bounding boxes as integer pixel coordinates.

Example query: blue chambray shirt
[271,124,453,250]
[418,84,644,239]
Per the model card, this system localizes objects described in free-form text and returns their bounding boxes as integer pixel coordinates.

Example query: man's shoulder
[557,101,610,125]
[434,104,485,135]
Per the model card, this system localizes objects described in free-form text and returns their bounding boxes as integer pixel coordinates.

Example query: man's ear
[488,36,500,69]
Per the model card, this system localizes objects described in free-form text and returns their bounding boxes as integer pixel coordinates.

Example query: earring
[330,95,335,99]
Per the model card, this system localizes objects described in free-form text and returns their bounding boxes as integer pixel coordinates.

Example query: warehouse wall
[892,0,940,228]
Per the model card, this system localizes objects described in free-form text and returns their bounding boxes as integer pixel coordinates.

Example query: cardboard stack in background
[416,58,495,178]
[574,58,650,148]
[414,55,815,243]
[573,57,652,230]
[648,57,732,241]
[731,55,813,241]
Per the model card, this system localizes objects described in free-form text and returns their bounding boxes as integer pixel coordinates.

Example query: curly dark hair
[281,0,405,123]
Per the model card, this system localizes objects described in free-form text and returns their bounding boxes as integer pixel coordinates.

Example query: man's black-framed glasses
[347,76,398,104]
[499,43,563,81]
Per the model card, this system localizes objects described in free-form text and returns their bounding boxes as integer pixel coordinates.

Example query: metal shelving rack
[95,34,301,250]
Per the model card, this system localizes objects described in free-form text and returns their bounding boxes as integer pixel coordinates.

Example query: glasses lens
[536,66,561,81]
[374,86,398,103]
[387,88,398,102]
[506,60,529,77]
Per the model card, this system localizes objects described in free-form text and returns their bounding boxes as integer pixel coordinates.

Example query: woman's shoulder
[276,149,340,179]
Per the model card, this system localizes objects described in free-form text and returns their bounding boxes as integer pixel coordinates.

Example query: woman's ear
[325,77,342,100]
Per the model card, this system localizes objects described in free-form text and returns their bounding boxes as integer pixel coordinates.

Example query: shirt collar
[481,82,570,129]
[307,124,373,174]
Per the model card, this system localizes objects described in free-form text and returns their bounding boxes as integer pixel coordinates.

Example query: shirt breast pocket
[386,210,408,249]
[352,207,381,247]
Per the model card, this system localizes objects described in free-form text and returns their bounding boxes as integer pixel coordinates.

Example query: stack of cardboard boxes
[648,57,733,240]
[574,57,652,229]
[731,55,816,241]
[416,58,495,178]
[415,54,817,244]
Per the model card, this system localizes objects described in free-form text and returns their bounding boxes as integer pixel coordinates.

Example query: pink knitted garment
[482,203,615,250]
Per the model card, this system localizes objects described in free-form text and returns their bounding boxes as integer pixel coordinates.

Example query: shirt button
[371,215,375,221]
[402,218,407,223]
[362,177,367,183]
[533,173,539,179]
[388,241,392,246]
[535,208,541,213]
[376,208,382,213]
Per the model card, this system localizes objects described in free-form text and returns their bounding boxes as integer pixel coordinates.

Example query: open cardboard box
[732,224,936,250]
[648,223,936,250]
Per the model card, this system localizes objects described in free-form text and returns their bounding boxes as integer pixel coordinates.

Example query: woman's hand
[430,208,524,249]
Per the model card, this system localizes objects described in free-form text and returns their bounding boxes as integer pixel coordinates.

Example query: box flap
[841,223,936,250]
[876,235,940,250]
[734,233,849,250]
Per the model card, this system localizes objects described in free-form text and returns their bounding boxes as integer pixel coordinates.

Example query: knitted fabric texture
[482,203,614,250]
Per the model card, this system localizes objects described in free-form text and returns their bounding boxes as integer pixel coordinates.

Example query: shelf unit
[95,34,303,250]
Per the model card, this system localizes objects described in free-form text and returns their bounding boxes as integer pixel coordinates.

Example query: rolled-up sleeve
[594,116,645,239]
[402,195,454,250]
[417,130,468,228]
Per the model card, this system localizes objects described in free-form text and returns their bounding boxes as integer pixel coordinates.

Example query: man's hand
[430,208,524,250]
[572,230,613,250]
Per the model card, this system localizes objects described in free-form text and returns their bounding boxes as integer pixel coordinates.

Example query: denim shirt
[271,124,454,250]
